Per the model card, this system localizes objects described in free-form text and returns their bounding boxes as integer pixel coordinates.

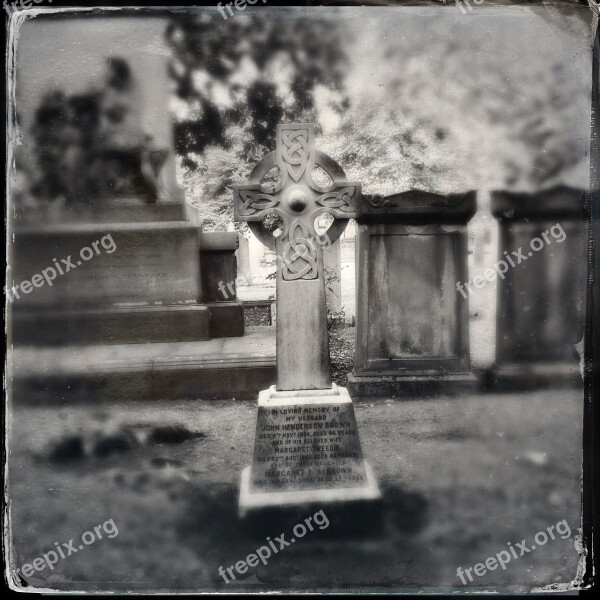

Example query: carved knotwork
[281,128,310,182]
[233,123,361,281]
[238,189,280,217]
[363,194,392,209]
[281,218,319,281]
[315,186,358,216]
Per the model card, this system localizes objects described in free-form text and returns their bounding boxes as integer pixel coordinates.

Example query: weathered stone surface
[197,232,245,337]
[15,200,186,227]
[349,190,477,397]
[11,222,201,308]
[200,231,239,302]
[250,388,367,492]
[11,305,211,346]
[276,273,330,390]
[240,386,380,514]
[12,328,276,403]
[206,302,244,338]
[359,190,476,223]
[363,227,461,363]
[486,186,587,390]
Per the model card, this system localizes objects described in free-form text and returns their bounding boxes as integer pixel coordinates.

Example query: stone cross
[234,123,360,391]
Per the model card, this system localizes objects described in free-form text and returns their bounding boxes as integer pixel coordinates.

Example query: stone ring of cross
[233,124,361,281]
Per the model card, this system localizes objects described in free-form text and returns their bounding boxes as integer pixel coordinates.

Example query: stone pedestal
[9,209,207,344]
[348,190,478,397]
[10,217,248,345]
[8,206,271,398]
[239,384,380,517]
[485,186,587,390]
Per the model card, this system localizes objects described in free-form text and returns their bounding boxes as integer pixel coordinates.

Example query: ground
[7,386,583,593]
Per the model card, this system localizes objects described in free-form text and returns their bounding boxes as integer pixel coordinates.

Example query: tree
[319,10,591,195]
[166,12,349,169]
[165,12,349,229]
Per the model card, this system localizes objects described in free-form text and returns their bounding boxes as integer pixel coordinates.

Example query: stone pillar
[236,233,251,284]
[347,190,478,397]
[485,186,587,389]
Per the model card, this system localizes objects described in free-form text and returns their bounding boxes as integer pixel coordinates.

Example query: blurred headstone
[348,190,478,397]
[10,16,212,346]
[9,17,260,405]
[199,231,244,339]
[485,186,587,389]
[236,234,251,281]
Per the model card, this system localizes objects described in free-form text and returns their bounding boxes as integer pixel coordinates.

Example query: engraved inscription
[250,402,368,492]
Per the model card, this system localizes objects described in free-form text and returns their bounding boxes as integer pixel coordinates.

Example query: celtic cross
[234,123,360,391]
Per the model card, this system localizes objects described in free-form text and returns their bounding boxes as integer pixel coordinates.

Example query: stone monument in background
[8,16,259,404]
[485,186,587,389]
[235,123,380,515]
[348,189,478,397]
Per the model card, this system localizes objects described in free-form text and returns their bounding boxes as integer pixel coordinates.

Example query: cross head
[233,123,360,391]
[233,123,360,280]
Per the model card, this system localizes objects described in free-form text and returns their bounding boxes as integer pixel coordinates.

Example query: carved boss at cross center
[233,124,360,280]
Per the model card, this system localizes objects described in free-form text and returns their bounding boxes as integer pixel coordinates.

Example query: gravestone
[9,15,246,346]
[199,231,245,339]
[14,16,185,207]
[485,186,587,389]
[347,190,478,397]
[235,123,380,514]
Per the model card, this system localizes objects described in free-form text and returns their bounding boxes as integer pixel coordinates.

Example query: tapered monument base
[238,384,381,518]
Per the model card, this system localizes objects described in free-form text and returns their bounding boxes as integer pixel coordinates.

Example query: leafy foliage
[319,14,591,195]
[167,12,349,229]
[176,10,590,231]
[166,13,348,169]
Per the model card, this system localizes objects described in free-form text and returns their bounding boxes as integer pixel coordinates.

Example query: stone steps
[9,327,276,403]
[11,302,244,346]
